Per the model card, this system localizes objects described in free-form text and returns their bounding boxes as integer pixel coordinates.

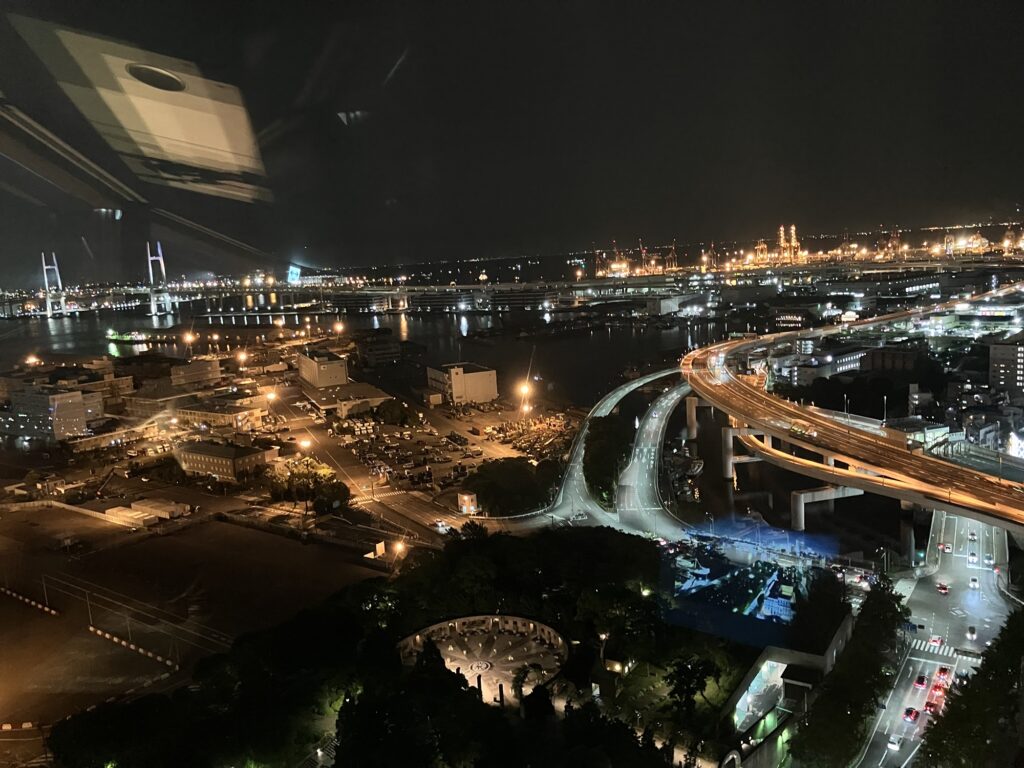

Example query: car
[924,700,939,714]
[969,577,980,589]
[966,625,977,640]
[931,682,947,696]
[984,552,994,565]
[936,666,951,683]
[968,552,978,564]
[903,707,920,723]
[936,582,950,595]
[943,543,952,553]
[968,531,977,542]
[928,635,944,647]
[914,674,928,689]
[887,734,904,751]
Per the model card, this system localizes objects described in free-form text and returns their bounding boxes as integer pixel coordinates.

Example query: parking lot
[0,504,378,742]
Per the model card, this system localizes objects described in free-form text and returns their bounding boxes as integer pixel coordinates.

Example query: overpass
[681,282,1024,536]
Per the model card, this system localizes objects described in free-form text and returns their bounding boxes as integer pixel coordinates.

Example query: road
[546,367,681,522]
[856,512,1012,767]
[682,283,1024,532]
[616,380,692,538]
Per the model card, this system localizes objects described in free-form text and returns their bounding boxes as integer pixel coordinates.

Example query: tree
[582,414,635,504]
[665,656,720,721]
[522,685,555,721]
[920,609,1024,767]
[789,568,850,653]
[375,399,411,426]
[459,520,490,540]
[788,576,908,768]
[312,479,352,516]
[462,457,552,516]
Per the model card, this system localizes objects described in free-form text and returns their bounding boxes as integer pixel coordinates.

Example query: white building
[427,362,498,405]
[297,348,349,388]
[2,387,87,441]
[170,358,222,388]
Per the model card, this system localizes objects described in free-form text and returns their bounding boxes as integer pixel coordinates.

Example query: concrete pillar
[686,396,699,440]
[900,500,917,561]
[722,426,735,480]
[791,485,864,534]
[792,494,806,531]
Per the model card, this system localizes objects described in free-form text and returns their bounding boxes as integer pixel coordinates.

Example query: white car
[968,552,978,564]
[969,577,980,589]
[887,734,903,752]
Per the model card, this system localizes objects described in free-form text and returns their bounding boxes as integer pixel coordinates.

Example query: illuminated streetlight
[24,354,40,366]
[519,382,531,397]
[183,332,196,345]
[299,438,312,451]
[266,391,277,402]
[237,350,248,364]
[333,321,344,334]
[211,333,220,342]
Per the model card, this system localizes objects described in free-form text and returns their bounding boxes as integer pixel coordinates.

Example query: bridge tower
[41,251,67,318]
[147,241,172,316]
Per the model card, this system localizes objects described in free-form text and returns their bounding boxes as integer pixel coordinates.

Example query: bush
[462,457,558,516]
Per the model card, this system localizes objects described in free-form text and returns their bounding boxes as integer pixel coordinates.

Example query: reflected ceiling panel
[10,14,271,203]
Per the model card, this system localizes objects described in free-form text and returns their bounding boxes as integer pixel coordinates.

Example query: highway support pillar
[722,426,735,480]
[900,500,919,562]
[791,485,864,532]
[686,396,700,440]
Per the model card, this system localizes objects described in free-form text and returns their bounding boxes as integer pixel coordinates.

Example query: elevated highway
[681,283,1024,535]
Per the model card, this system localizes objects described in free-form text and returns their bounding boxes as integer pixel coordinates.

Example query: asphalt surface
[616,379,692,537]
[545,367,680,524]
[682,284,1024,530]
[856,512,1012,767]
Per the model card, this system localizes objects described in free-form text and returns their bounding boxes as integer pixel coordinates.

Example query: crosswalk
[353,490,407,503]
[909,638,957,657]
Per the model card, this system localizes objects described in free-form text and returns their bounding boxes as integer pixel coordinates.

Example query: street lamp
[299,438,312,451]
[519,382,531,397]
[266,391,277,403]
[333,321,344,335]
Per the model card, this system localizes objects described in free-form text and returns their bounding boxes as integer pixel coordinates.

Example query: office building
[1,387,87,441]
[989,331,1024,395]
[426,362,498,405]
[297,348,349,388]
[169,358,222,388]
[356,335,402,367]
[176,441,278,482]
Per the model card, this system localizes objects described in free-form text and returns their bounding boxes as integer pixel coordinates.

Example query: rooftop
[300,347,346,363]
[440,362,493,374]
[177,441,265,460]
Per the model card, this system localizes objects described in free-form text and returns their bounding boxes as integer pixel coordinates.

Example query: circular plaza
[398,615,567,704]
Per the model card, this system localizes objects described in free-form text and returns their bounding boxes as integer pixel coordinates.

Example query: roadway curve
[681,283,1024,534]
[547,367,680,520]
[616,380,691,537]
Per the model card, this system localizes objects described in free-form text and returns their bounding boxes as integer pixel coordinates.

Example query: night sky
[2,1,1024,281]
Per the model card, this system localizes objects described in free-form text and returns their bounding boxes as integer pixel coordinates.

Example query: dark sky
[2,0,1024,281]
